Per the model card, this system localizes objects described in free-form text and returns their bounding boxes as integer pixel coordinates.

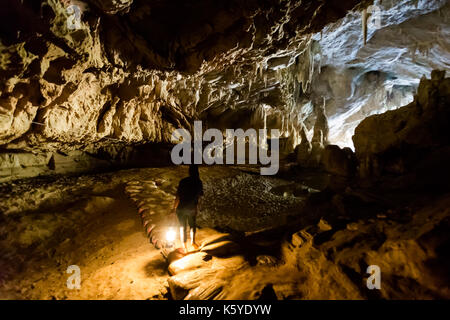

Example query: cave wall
[305,0,450,148]
[0,0,371,181]
[0,0,449,181]
[353,70,450,189]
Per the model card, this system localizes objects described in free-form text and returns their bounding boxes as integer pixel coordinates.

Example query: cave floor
[1,165,449,300]
[0,165,314,300]
[0,169,170,299]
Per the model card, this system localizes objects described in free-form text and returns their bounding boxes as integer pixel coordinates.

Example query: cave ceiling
[0,0,448,154]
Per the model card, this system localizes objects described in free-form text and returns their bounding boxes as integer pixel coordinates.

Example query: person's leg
[188,214,198,250]
[177,211,188,252]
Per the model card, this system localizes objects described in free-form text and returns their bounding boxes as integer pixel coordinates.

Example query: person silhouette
[171,164,203,252]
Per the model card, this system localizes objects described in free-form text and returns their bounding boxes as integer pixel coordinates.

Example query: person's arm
[171,195,179,215]
[195,182,203,216]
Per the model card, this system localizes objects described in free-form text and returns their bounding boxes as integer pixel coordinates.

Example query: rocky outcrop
[313,0,450,148]
[1,0,449,183]
[279,192,450,299]
[0,0,368,153]
[353,70,450,186]
[321,144,357,177]
[165,187,450,300]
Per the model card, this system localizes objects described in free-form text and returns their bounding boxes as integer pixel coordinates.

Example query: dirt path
[49,192,168,300]
[0,171,170,300]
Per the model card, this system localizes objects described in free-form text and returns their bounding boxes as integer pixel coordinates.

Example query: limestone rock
[0,0,376,163]
[321,145,356,176]
[184,281,225,300]
[166,248,187,265]
[295,125,312,164]
[200,240,240,257]
[1,0,448,184]
[353,71,450,181]
[168,252,210,276]
[256,255,278,266]
[290,230,313,248]
[90,0,134,14]
[168,267,217,300]
[317,218,332,232]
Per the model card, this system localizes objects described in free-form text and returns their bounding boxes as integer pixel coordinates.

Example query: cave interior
[0,0,449,300]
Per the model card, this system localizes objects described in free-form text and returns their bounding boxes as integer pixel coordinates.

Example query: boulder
[353,70,450,181]
[166,248,187,265]
[321,144,356,176]
[168,267,217,300]
[168,252,210,275]
[184,281,226,300]
[211,255,248,271]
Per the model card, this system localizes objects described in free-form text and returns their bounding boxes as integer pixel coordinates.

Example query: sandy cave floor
[3,165,449,300]
[0,165,308,300]
[0,170,169,300]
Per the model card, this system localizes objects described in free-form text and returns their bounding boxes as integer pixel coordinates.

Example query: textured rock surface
[1,1,450,301]
[124,166,309,248]
[2,163,450,300]
[164,190,450,300]
[321,144,357,177]
[314,0,450,148]
[0,0,367,154]
[278,193,450,299]
[1,0,449,182]
[353,71,450,182]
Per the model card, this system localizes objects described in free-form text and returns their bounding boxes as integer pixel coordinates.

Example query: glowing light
[166,228,176,243]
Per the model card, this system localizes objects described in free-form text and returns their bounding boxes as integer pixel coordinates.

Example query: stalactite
[262,105,268,133]
[362,8,369,45]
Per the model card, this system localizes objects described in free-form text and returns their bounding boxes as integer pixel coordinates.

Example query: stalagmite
[295,123,312,165]
[312,99,329,146]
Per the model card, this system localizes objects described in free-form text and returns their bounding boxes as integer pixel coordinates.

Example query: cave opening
[0,0,449,302]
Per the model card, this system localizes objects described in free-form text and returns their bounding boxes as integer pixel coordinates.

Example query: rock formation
[0,0,450,302]
[1,0,448,181]
[353,70,450,187]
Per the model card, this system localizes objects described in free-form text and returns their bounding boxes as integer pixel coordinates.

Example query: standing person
[171,164,203,252]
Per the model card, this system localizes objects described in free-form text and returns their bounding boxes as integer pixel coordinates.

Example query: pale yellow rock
[318,218,332,231]
[168,252,210,275]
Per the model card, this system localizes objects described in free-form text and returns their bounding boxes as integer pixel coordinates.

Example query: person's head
[189,164,199,178]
